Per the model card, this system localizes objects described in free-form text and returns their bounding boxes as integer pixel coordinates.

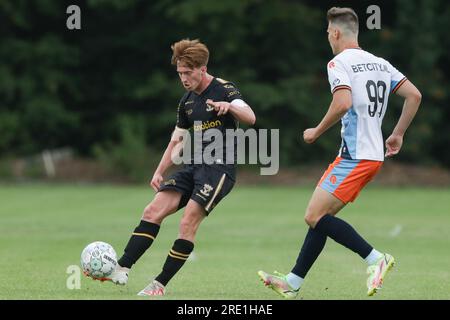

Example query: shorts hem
[158,185,189,195]
[190,194,211,216]
[318,185,349,204]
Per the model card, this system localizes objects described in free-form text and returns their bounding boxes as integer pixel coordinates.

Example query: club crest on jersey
[328,61,335,69]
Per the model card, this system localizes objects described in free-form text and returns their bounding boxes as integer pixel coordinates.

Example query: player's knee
[304,214,316,227]
[142,201,166,223]
[305,202,331,227]
[304,211,325,228]
[304,206,315,226]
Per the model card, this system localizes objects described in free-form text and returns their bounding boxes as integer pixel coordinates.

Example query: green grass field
[0,183,449,300]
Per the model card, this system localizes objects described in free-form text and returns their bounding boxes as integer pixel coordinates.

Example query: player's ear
[200,66,207,74]
[333,28,340,40]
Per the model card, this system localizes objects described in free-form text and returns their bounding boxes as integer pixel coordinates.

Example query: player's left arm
[206,99,256,125]
[205,83,256,125]
[303,88,352,144]
[385,80,422,157]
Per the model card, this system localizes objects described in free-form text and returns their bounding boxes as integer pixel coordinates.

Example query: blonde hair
[327,7,359,36]
[171,39,209,68]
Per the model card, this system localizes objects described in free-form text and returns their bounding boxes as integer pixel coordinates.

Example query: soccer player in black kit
[104,39,256,296]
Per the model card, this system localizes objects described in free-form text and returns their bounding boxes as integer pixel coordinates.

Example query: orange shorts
[317,157,383,204]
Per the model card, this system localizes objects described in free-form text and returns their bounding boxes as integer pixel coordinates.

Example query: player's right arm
[150,101,191,191]
[149,129,186,191]
[385,80,422,157]
[303,58,352,144]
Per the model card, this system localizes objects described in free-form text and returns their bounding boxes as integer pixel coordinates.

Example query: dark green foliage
[0,0,448,167]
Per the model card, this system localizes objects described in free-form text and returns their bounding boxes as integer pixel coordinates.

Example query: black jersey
[176,78,243,178]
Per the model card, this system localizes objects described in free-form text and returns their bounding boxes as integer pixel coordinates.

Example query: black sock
[117,220,160,268]
[155,239,194,286]
[291,227,327,278]
[314,214,372,259]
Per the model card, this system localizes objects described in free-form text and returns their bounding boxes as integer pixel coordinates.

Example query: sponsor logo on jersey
[351,63,388,73]
[227,90,239,97]
[193,120,222,131]
[333,78,341,86]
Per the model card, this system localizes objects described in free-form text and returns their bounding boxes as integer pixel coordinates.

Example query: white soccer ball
[81,241,117,279]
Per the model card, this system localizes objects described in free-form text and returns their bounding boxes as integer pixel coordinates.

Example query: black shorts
[158,164,235,215]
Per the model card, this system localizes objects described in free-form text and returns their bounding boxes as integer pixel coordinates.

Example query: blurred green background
[0,0,449,182]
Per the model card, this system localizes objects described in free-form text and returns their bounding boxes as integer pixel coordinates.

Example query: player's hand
[303,128,319,144]
[206,99,230,116]
[385,134,403,157]
[150,173,163,192]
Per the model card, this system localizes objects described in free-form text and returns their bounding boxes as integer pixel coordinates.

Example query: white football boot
[109,265,129,285]
[137,280,165,296]
[367,253,395,296]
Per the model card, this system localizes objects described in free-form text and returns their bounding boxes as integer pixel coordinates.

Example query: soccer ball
[80,241,117,279]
